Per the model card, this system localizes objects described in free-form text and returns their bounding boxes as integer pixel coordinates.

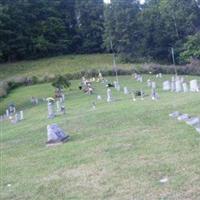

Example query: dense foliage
[0,0,199,63]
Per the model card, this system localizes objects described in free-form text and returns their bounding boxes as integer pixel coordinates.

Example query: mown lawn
[1,75,200,200]
[0,54,133,80]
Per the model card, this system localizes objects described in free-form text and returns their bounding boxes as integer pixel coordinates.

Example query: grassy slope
[1,75,200,199]
[0,54,132,80]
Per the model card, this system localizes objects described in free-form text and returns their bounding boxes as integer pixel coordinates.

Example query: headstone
[185,117,200,126]
[177,114,190,121]
[169,111,181,118]
[151,82,156,89]
[47,124,70,144]
[124,87,129,95]
[182,82,188,93]
[151,88,158,100]
[107,88,112,102]
[20,111,24,121]
[6,109,9,117]
[175,80,182,92]
[140,90,144,100]
[97,95,102,100]
[47,102,55,119]
[147,79,152,87]
[190,80,199,92]
[163,81,171,91]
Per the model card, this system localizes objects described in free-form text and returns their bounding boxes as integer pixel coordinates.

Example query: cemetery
[1,72,200,199]
[0,0,200,198]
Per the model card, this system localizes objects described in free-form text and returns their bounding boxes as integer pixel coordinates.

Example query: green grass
[0,54,132,80]
[1,75,200,199]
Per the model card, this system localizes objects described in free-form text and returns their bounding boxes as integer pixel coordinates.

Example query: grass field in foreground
[1,75,200,200]
[0,54,132,80]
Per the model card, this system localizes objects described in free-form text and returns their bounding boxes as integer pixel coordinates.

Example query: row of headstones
[169,111,200,134]
[163,78,199,92]
[134,73,163,83]
[0,110,24,124]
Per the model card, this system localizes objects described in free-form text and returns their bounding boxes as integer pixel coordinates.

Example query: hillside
[0,54,132,81]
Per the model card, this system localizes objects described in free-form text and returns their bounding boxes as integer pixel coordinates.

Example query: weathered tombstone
[147,79,152,87]
[131,92,136,102]
[97,95,102,100]
[116,83,121,91]
[92,102,96,110]
[185,117,200,126]
[6,109,9,117]
[159,73,162,78]
[182,82,188,93]
[169,111,181,118]
[141,90,144,100]
[124,87,129,95]
[61,93,65,102]
[47,99,55,119]
[190,80,199,92]
[177,114,190,121]
[151,82,156,89]
[180,77,184,83]
[107,88,112,102]
[151,88,159,100]
[175,80,182,92]
[47,124,70,144]
[163,81,171,91]
[20,111,24,121]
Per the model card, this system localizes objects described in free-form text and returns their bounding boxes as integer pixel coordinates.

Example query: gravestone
[169,111,181,118]
[107,88,112,102]
[140,90,144,100]
[151,88,158,100]
[163,81,171,91]
[175,80,182,92]
[151,82,156,89]
[97,95,102,100]
[47,124,70,144]
[20,111,24,121]
[6,109,9,117]
[182,83,188,93]
[186,117,200,126]
[177,114,190,121]
[190,80,199,92]
[124,87,129,95]
[147,79,152,87]
[47,101,55,119]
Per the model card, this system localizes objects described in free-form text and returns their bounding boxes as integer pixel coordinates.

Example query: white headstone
[163,81,171,91]
[107,88,112,102]
[171,81,175,92]
[56,101,61,112]
[151,82,156,89]
[6,109,9,117]
[175,80,182,92]
[20,111,24,120]
[147,79,152,87]
[182,82,188,93]
[124,87,129,95]
[190,80,199,92]
[48,102,55,119]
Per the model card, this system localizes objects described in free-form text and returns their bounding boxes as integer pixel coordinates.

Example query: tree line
[0,0,200,63]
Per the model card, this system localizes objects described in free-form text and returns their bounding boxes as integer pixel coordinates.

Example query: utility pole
[171,47,177,76]
[109,33,119,84]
